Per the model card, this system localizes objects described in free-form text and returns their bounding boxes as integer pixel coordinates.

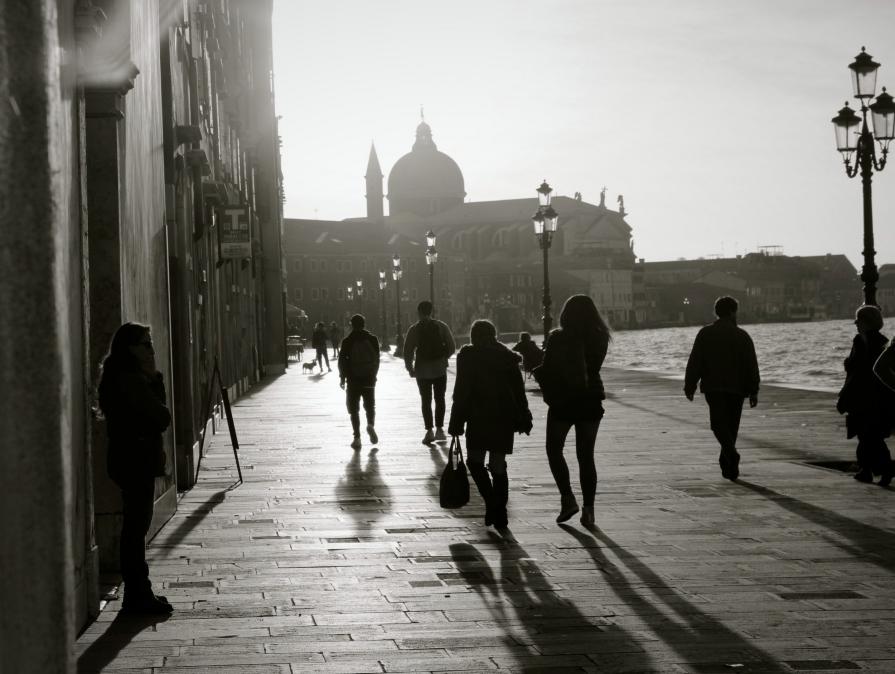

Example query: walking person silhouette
[311,321,331,372]
[535,295,611,526]
[839,305,895,485]
[403,300,456,444]
[448,320,532,528]
[684,296,760,481]
[338,314,380,450]
[97,322,173,614]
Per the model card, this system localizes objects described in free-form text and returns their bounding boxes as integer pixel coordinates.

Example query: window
[320,288,329,300]
[311,287,319,300]
[336,288,345,300]
[320,259,328,272]
[411,287,419,301]
[310,259,318,272]
[292,259,303,272]
[293,287,303,301]
[345,259,352,273]
[360,259,368,272]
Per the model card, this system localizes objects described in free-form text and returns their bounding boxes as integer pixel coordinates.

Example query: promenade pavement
[77,352,895,673]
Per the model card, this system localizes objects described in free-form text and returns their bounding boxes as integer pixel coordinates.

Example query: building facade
[1,1,285,669]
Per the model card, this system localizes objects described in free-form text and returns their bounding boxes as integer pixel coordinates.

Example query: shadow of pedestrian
[737,479,895,574]
[76,611,170,673]
[152,490,227,552]
[562,523,786,672]
[335,448,391,532]
[425,443,447,502]
[450,533,655,670]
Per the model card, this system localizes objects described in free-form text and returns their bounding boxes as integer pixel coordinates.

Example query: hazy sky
[272,0,895,265]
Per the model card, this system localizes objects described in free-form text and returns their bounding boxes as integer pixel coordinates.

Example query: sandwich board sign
[219,206,251,259]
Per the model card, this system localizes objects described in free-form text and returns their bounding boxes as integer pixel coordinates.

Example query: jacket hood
[458,341,521,370]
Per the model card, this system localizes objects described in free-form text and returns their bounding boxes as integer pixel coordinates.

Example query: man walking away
[684,296,760,481]
[404,300,456,444]
[339,314,380,450]
[329,321,343,359]
[311,322,331,372]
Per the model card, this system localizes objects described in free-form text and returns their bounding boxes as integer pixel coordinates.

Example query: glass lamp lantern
[536,180,553,207]
[426,248,438,265]
[531,210,545,236]
[425,230,436,249]
[832,103,861,157]
[543,205,559,233]
[849,47,880,99]
[379,269,387,290]
[870,87,895,141]
[392,253,402,281]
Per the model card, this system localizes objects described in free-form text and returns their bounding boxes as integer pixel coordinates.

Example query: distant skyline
[272,0,895,267]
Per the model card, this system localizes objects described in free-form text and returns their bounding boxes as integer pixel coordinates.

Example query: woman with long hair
[448,320,532,528]
[98,322,173,614]
[539,295,611,526]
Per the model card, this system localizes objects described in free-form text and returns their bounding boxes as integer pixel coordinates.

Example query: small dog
[302,361,317,374]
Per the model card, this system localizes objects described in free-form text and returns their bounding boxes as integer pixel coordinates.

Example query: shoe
[121,595,174,615]
[556,493,579,523]
[327,367,332,372]
[367,424,378,445]
[580,506,595,526]
[350,435,362,450]
[434,427,447,442]
[880,472,893,487]
[854,469,873,483]
[422,429,435,445]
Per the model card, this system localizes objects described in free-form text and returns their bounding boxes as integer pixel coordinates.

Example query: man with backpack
[403,300,456,444]
[338,314,380,450]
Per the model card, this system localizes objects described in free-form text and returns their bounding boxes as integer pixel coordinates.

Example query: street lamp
[832,47,895,306]
[425,230,437,308]
[392,253,404,357]
[355,278,364,312]
[532,180,559,340]
[379,269,389,351]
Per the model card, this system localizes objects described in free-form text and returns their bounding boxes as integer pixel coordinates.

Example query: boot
[492,472,509,529]
[467,462,494,526]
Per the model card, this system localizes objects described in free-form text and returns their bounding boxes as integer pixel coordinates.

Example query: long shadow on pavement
[450,534,655,670]
[77,612,170,673]
[335,448,392,532]
[151,490,228,551]
[737,479,895,574]
[562,523,786,672]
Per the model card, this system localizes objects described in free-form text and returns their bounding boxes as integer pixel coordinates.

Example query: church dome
[387,119,465,217]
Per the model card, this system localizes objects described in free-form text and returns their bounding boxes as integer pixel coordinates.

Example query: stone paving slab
[76,356,895,672]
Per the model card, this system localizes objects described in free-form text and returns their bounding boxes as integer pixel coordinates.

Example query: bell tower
[365,142,384,220]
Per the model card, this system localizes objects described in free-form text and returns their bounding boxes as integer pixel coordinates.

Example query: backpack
[532,337,588,407]
[416,320,448,360]
[348,335,378,379]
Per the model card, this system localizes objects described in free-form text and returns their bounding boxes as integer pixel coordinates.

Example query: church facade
[284,119,638,339]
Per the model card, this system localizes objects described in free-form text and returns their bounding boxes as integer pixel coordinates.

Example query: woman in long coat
[837,305,894,485]
[98,322,173,614]
[448,320,532,527]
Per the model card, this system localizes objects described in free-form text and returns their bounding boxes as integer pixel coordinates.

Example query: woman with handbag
[538,295,611,526]
[97,322,173,614]
[448,319,532,528]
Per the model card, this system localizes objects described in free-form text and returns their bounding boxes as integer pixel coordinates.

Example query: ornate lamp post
[379,269,389,351]
[832,47,895,306]
[355,278,364,312]
[532,180,559,340]
[392,253,404,356]
[425,230,437,308]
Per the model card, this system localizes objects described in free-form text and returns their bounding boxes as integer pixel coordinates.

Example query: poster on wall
[219,206,252,259]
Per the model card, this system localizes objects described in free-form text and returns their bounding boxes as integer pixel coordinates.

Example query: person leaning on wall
[97,322,173,614]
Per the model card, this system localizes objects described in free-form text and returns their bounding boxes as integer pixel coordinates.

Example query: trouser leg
[707,392,743,470]
[546,409,574,497]
[361,386,376,427]
[433,375,447,428]
[574,419,601,507]
[345,384,361,435]
[489,452,509,527]
[466,445,493,523]
[120,478,155,600]
[417,378,434,429]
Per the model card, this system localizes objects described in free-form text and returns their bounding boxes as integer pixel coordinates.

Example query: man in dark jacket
[684,296,760,480]
[339,314,380,450]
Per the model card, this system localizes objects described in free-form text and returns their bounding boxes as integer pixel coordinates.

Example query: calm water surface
[599,317,887,393]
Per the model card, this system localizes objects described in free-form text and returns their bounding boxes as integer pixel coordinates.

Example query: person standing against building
[404,300,456,444]
[536,295,611,526]
[684,296,760,481]
[448,320,532,528]
[98,323,173,614]
[311,321,331,372]
[840,305,894,485]
[339,314,380,450]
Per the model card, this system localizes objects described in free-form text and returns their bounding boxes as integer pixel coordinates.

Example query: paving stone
[75,362,895,672]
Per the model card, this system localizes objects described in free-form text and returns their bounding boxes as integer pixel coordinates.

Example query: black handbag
[439,436,470,508]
